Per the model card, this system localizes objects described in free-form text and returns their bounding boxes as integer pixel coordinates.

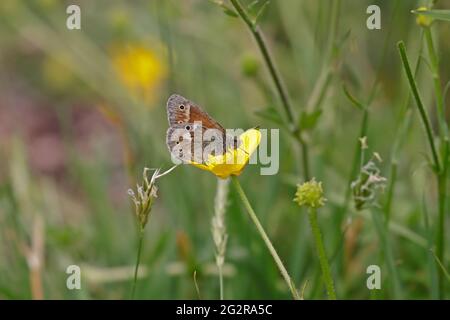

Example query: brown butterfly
[166,94,241,164]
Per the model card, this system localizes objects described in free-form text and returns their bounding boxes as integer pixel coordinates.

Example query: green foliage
[0,0,449,300]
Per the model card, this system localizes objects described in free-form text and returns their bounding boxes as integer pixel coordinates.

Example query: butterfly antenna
[238,146,249,155]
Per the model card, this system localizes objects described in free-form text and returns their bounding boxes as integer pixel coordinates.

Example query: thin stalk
[299,137,311,180]
[231,176,300,300]
[219,267,224,300]
[431,249,450,283]
[305,0,340,113]
[384,162,397,225]
[212,178,229,300]
[436,139,449,296]
[307,208,337,300]
[424,27,447,138]
[386,28,425,227]
[324,0,341,64]
[398,40,446,298]
[229,0,310,179]
[398,41,440,172]
[229,0,295,125]
[371,209,403,298]
[131,228,145,299]
[424,27,449,298]
[422,194,439,299]
[345,108,369,205]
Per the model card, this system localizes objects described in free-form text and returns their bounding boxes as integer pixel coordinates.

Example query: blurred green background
[0,0,449,299]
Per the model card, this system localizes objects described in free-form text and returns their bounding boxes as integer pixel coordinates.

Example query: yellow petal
[190,128,261,179]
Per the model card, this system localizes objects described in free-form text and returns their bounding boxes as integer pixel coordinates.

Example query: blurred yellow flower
[190,128,261,179]
[112,44,167,105]
[415,6,433,27]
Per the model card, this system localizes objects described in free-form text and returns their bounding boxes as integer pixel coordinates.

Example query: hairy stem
[232,176,300,299]
[307,208,336,300]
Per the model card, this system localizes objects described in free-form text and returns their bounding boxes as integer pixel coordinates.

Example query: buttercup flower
[112,44,167,104]
[190,128,261,179]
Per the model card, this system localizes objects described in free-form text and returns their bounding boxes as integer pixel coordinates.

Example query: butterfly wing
[167,94,226,132]
[166,94,191,126]
[166,124,206,164]
[166,94,237,164]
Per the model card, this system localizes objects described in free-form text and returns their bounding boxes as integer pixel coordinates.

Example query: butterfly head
[224,134,241,152]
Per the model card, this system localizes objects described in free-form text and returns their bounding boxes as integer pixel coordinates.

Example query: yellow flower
[112,44,167,104]
[415,6,433,27]
[190,128,261,179]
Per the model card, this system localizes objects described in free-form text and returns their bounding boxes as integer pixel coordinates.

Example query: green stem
[300,139,311,181]
[229,0,294,125]
[305,0,340,113]
[229,0,310,180]
[424,29,448,298]
[388,27,424,226]
[397,41,441,172]
[131,227,145,299]
[436,139,449,297]
[398,40,448,298]
[371,209,403,298]
[231,176,300,300]
[307,208,337,300]
[422,195,439,299]
[384,162,397,225]
[424,27,447,138]
[219,265,224,300]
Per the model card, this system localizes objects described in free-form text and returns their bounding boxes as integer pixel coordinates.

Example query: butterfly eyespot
[185,125,191,130]
[179,105,185,110]
[177,120,183,124]
[176,141,180,145]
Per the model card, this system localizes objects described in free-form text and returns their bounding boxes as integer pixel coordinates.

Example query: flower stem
[131,227,145,299]
[229,0,310,180]
[307,208,336,300]
[231,176,300,299]
[229,0,294,124]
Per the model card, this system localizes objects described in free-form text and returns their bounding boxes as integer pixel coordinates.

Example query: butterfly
[166,94,241,164]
